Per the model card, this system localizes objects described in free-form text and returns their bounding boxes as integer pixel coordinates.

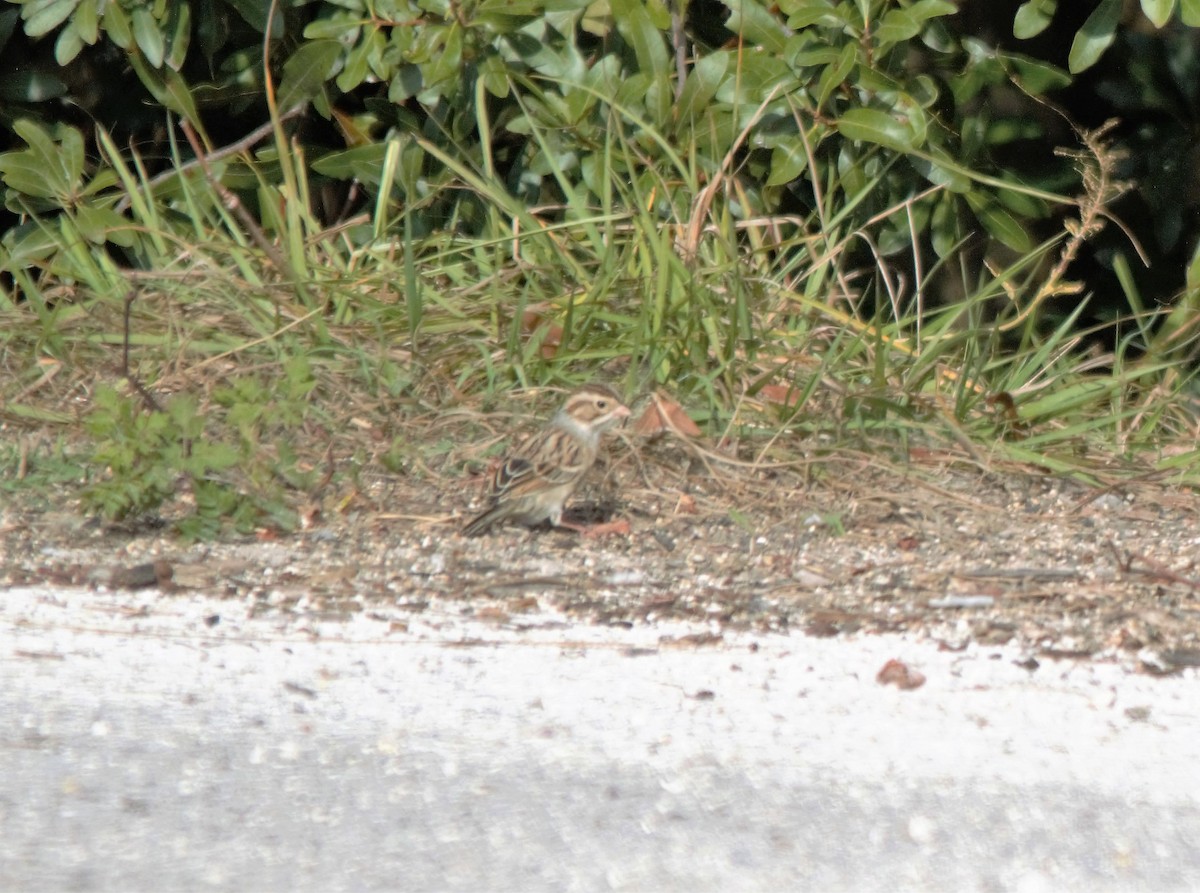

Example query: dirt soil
[4,433,1200,674]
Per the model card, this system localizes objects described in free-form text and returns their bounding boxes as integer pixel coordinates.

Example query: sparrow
[462,384,631,536]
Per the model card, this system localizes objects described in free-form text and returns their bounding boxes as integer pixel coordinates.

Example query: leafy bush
[0,1,1088,294]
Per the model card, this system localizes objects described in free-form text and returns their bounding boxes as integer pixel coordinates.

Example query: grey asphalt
[3,585,1199,891]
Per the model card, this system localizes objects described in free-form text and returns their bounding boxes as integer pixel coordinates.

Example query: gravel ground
[3,459,1200,889]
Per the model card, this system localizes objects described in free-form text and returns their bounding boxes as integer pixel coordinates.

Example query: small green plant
[81,377,311,538]
[82,386,240,523]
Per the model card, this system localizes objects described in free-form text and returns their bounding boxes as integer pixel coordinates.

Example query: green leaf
[930,194,956,258]
[57,123,84,188]
[479,51,511,98]
[966,190,1032,252]
[1002,52,1071,92]
[304,14,359,40]
[1067,0,1121,74]
[75,203,132,246]
[54,22,84,65]
[128,53,200,122]
[837,108,914,152]
[1140,0,1176,27]
[791,46,844,68]
[21,0,78,38]
[909,148,971,193]
[311,145,391,183]
[907,0,957,24]
[475,0,548,14]
[131,5,164,67]
[225,0,284,37]
[714,52,791,104]
[612,0,670,78]
[1183,0,1200,25]
[1185,241,1200,294]
[782,0,841,30]
[3,222,61,264]
[723,0,789,54]
[474,0,546,25]
[337,32,372,93]
[1013,0,1056,39]
[582,0,612,37]
[675,49,730,120]
[646,0,674,30]
[0,152,63,200]
[814,41,856,111]
[102,1,131,48]
[279,39,341,111]
[424,25,466,100]
[876,8,921,44]
[74,0,98,42]
[994,185,1047,218]
[165,1,192,71]
[0,120,84,205]
[767,140,807,186]
[984,118,1043,145]
[388,65,423,102]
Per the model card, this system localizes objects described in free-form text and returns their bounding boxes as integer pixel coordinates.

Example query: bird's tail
[462,505,503,537]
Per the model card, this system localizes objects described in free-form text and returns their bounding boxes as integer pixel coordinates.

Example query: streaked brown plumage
[462,385,630,536]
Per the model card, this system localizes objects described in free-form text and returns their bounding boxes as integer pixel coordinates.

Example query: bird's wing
[493,426,590,497]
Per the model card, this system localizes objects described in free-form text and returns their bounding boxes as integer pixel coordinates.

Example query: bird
[462,384,631,536]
